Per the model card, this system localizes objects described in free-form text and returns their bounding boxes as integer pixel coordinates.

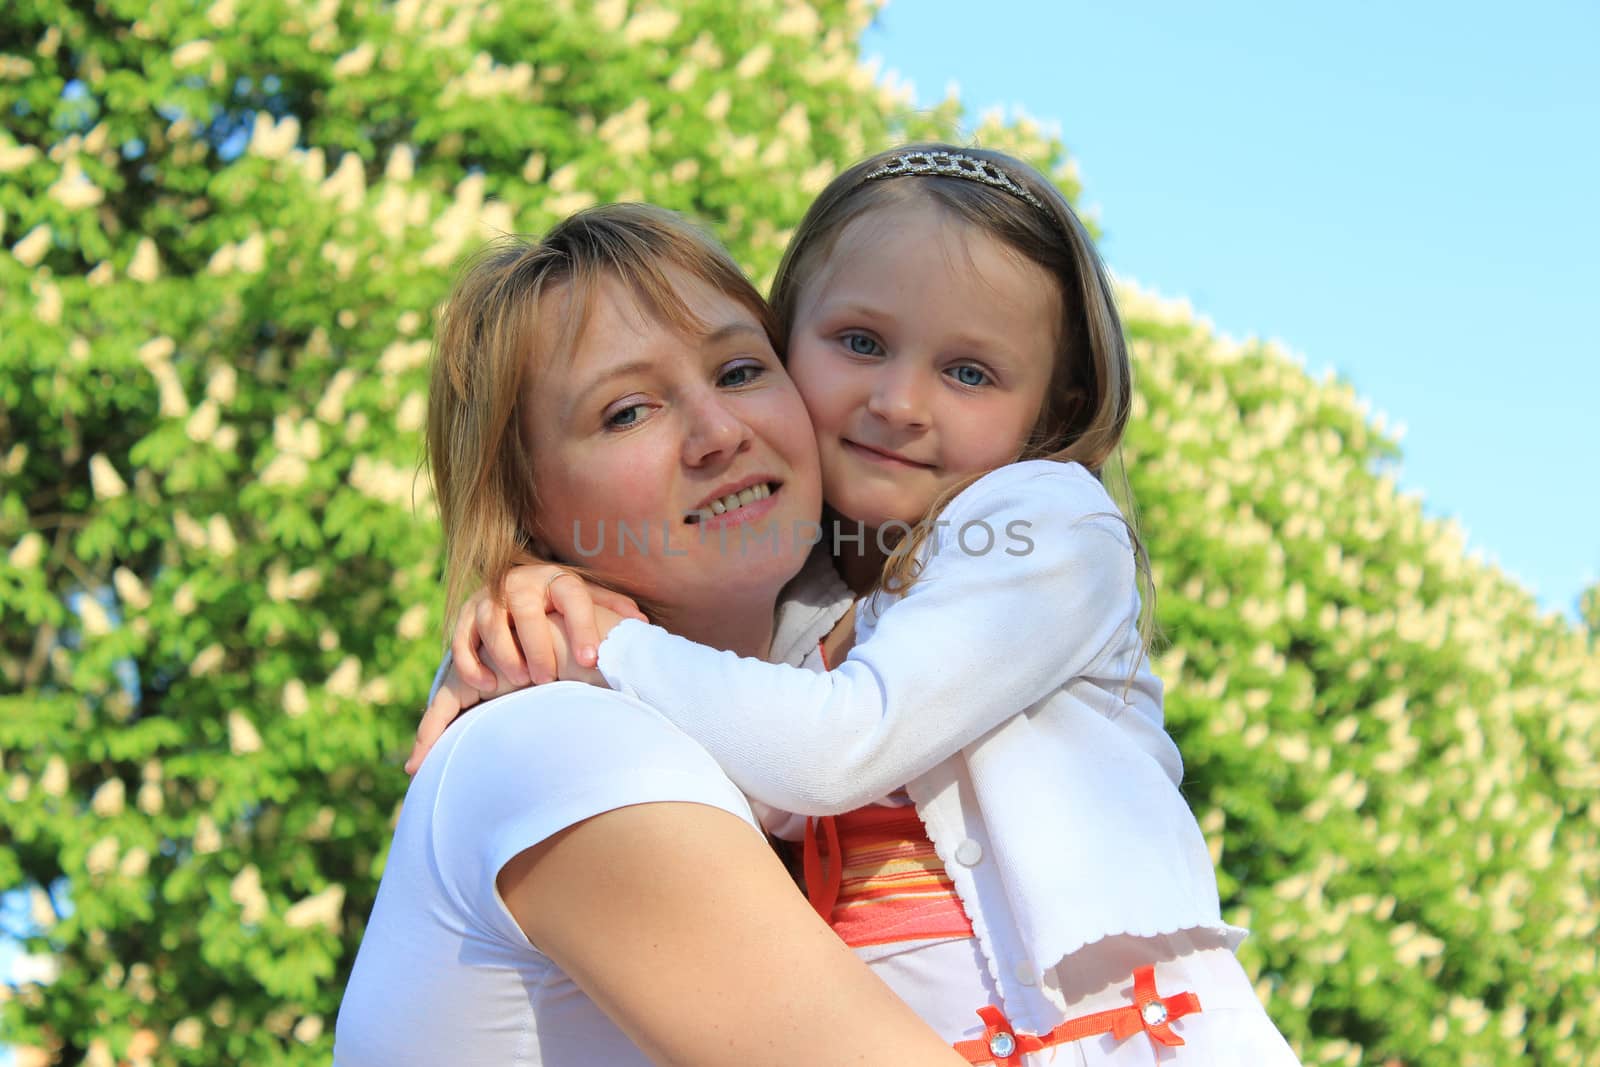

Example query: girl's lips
[842,439,935,470]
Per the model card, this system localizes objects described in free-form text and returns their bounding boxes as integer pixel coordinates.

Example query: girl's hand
[453,565,644,691]
[552,604,627,686]
[405,567,645,774]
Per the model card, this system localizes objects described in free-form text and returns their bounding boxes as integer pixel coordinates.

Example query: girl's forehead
[854,198,1022,263]
[807,205,1029,302]
[832,197,954,251]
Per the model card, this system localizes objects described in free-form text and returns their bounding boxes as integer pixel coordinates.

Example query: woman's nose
[682,391,752,466]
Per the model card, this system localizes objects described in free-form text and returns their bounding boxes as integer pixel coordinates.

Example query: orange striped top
[819,803,976,948]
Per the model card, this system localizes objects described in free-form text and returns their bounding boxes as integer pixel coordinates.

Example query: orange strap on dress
[802,639,846,922]
[803,815,843,921]
[952,965,1203,1064]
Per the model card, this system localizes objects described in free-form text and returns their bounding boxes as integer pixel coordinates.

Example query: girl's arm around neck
[499,801,971,1066]
[596,461,1173,814]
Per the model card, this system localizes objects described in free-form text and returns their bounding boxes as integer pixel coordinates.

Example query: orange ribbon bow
[954,964,1202,1064]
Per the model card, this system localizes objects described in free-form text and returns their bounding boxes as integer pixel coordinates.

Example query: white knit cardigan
[598,461,1245,1010]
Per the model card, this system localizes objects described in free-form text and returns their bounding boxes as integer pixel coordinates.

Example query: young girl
[417,145,1300,1065]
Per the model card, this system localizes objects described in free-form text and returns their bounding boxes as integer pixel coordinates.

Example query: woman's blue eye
[950,365,989,387]
[606,404,645,428]
[718,364,762,387]
[843,334,883,357]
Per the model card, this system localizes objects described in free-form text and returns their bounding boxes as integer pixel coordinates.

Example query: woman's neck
[650,595,777,660]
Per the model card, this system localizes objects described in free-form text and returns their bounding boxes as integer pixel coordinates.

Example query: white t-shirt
[332,683,761,1067]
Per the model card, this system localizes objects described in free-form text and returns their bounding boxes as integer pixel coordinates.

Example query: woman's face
[524,269,823,617]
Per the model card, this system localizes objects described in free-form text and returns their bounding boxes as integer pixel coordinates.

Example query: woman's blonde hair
[426,203,780,632]
[770,144,1151,630]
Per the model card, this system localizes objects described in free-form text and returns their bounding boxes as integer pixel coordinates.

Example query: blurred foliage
[0,1,1595,1065]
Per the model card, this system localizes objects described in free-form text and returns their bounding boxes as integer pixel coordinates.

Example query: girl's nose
[865,364,931,430]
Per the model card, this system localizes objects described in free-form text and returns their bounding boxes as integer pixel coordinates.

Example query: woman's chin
[696,543,812,601]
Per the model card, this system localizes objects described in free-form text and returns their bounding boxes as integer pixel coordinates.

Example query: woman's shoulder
[424,683,760,882]
[440,682,738,786]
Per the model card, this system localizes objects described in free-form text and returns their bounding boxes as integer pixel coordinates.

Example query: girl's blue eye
[950,365,989,387]
[718,363,762,388]
[843,333,883,357]
[606,404,646,429]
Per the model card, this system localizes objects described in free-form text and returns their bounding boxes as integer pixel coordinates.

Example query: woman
[333,204,968,1065]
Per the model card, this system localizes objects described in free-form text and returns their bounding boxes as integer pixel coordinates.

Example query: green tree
[1,2,1595,1065]
[1117,296,1600,1065]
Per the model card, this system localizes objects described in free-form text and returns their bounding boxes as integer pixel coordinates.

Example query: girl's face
[525,269,822,615]
[786,201,1061,533]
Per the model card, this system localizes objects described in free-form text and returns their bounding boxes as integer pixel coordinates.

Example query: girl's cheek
[793,384,824,423]
[790,358,851,419]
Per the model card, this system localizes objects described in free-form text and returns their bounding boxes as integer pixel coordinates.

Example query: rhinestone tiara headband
[863,150,1047,211]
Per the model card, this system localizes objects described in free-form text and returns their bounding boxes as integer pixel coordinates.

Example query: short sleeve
[427,682,761,946]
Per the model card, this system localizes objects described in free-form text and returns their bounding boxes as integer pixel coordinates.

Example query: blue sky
[862,1,1598,619]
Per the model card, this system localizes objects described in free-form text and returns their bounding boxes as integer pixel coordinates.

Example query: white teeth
[691,483,772,522]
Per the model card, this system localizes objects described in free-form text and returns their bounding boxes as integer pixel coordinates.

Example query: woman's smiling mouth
[685,481,782,526]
